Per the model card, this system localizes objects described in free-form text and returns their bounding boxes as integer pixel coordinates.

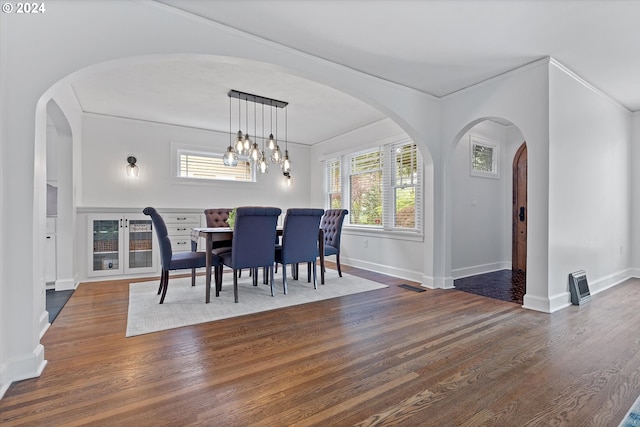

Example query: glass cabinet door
[91,218,122,275]
[125,217,155,273]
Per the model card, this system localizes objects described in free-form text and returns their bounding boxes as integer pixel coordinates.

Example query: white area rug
[619,393,640,426]
[126,269,387,337]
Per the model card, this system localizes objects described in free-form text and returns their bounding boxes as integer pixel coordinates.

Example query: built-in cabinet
[83,209,203,280]
[88,213,158,277]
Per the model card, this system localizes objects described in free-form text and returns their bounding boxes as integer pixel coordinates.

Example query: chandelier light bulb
[235,141,244,155]
[267,133,276,151]
[258,151,269,173]
[282,150,291,173]
[249,143,260,162]
[271,145,283,164]
[223,146,238,167]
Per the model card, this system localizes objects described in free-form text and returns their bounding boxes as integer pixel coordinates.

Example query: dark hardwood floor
[2,264,640,426]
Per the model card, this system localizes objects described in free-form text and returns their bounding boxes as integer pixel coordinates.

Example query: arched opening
[449,118,528,304]
[35,53,436,310]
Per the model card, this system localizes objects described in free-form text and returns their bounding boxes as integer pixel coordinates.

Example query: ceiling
[71,0,640,145]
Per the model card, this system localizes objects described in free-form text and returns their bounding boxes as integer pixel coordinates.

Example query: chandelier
[224,89,292,184]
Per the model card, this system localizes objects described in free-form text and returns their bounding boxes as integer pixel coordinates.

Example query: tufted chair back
[321,209,349,249]
[143,207,172,269]
[204,208,233,227]
[280,208,325,263]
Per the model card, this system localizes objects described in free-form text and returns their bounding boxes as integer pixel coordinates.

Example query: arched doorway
[450,119,528,305]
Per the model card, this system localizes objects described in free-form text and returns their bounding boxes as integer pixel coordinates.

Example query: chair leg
[191,268,196,286]
[157,270,164,295]
[263,266,268,285]
[159,270,169,304]
[312,261,318,289]
[307,262,312,283]
[282,263,288,295]
[269,265,275,297]
[336,254,342,277]
[253,268,258,286]
[233,269,239,303]
[214,266,221,297]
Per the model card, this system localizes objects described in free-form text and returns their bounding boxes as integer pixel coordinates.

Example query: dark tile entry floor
[46,289,74,323]
[454,270,526,304]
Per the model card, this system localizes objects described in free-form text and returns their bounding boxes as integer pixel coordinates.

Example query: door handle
[519,206,526,222]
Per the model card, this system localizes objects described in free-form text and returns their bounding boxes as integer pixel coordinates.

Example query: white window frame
[175,148,255,183]
[324,139,423,235]
[387,141,422,231]
[347,147,384,228]
[469,135,499,178]
[324,158,342,209]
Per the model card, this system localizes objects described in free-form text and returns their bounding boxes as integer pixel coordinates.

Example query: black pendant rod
[228,89,288,109]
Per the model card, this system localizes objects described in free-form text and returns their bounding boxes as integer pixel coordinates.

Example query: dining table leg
[205,234,213,303]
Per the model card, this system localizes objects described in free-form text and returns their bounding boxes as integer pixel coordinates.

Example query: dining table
[191,226,325,303]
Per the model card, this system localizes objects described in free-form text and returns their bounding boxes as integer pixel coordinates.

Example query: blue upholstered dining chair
[144,207,219,304]
[320,209,349,277]
[275,208,325,294]
[219,206,282,303]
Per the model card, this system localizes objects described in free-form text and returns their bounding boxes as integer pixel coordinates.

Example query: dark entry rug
[453,270,525,304]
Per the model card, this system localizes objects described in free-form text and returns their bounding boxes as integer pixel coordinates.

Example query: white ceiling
[71,0,640,145]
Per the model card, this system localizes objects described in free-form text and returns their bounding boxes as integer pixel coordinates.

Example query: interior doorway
[512,142,527,272]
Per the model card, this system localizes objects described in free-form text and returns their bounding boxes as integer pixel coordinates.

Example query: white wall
[309,118,426,281]
[632,112,640,271]
[80,113,310,210]
[547,62,632,308]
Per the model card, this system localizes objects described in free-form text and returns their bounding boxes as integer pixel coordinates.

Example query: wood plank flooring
[2,265,640,426]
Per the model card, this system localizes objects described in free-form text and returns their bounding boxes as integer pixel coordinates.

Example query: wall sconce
[126,156,139,177]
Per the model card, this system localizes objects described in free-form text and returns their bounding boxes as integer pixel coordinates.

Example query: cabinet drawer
[163,214,201,224]
[166,224,196,235]
[171,238,193,252]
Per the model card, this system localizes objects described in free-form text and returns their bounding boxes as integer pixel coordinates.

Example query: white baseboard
[1,344,47,399]
[452,261,512,280]
[589,269,633,295]
[39,310,50,340]
[55,277,76,291]
[0,362,9,400]
[420,275,454,289]
[340,256,424,283]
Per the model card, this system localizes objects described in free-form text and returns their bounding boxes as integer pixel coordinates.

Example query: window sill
[343,226,424,242]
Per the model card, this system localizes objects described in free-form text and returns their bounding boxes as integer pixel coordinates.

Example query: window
[326,159,342,209]
[324,140,422,233]
[390,142,420,229]
[178,149,254,182]
[349,149,383,226]
[470,136,498,178]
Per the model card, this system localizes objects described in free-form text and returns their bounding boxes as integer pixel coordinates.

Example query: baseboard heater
[569,270,591,305]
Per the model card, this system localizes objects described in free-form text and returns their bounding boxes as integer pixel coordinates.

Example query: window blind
[179,151,253,182]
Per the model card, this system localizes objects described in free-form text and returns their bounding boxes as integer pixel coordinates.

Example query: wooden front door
[512,143,527,272]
